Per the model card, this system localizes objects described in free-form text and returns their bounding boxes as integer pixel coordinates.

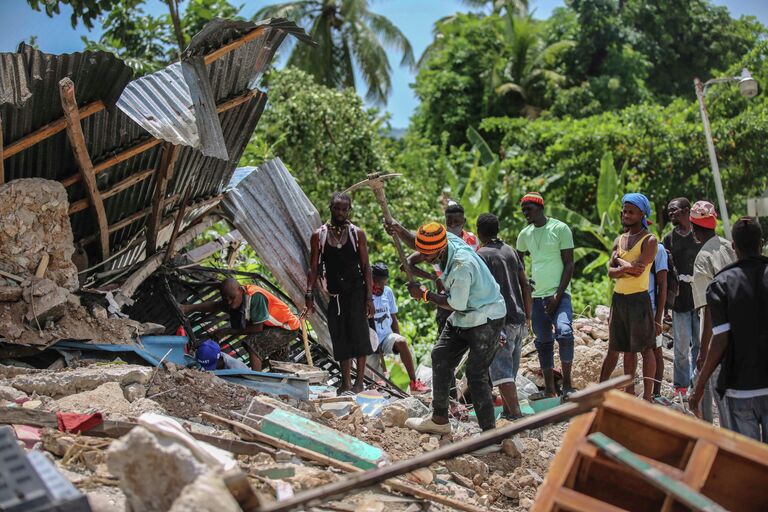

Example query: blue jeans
[727,394,768,443]
[532,293,574,370]
[672,310,700,388]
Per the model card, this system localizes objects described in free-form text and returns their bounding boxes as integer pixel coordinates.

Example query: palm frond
[253,1,318,23]
[348,18,391,103]
[365,11,415,69]
[496,81,526,98]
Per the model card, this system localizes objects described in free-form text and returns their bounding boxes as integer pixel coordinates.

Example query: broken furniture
[533,390,768,511]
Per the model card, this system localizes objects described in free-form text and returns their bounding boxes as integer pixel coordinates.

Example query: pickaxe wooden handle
[345,173,414,282]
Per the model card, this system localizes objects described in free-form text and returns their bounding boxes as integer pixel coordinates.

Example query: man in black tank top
[306,192,375,395]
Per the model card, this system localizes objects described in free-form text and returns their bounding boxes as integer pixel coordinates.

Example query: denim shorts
[489,323,526,385]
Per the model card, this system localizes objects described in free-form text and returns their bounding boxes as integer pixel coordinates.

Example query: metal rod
[694,78,731,240]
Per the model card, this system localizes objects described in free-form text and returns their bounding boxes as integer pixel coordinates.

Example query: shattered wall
[0,179,78,290]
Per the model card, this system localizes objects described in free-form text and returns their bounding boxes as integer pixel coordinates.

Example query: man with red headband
[516,192,575,400]
[690,200,736,426]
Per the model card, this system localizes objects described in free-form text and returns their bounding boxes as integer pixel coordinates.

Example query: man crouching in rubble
[389,222,506,442]
[181,278,300,371]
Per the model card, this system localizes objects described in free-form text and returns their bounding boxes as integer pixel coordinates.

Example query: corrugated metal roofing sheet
[0,18,310,274]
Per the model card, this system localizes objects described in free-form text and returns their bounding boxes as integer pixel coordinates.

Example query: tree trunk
[166,0,186,57]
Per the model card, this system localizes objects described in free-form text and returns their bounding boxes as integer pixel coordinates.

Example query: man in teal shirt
[391,221,506,440]
[517,192,575,400]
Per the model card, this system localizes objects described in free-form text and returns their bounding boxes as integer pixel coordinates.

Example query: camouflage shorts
[242,327,297,362]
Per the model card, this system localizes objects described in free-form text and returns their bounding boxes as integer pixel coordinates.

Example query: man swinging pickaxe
[344,172,414,282]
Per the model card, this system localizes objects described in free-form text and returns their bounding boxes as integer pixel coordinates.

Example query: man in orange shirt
[181,278,300,371]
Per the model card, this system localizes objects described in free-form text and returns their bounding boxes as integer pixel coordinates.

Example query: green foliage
[27,0,119,29]
[254,0,414,104]
[570,273,613,317]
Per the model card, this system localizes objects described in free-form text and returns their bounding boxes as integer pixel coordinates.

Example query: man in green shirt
[516,192,575,399]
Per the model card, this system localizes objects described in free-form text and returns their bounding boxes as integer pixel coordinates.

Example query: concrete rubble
[0,306,680,511]
[0,178,159,347]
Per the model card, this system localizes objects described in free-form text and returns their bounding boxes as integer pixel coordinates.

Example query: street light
[694,68,759,240]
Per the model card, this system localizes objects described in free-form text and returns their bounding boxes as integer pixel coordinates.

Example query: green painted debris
[259,408,387,470]
[529,396,561,413]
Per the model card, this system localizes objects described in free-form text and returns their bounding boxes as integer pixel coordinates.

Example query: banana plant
[546,152,626,274]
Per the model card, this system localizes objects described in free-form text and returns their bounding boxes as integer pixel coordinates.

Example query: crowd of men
[184,190,767,446]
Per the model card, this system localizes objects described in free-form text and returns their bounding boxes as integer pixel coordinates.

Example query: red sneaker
[674,387,688,396]
[409,379,430,394]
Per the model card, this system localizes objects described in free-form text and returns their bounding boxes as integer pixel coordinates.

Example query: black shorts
[328,285,374,361]
[609,292,655,353]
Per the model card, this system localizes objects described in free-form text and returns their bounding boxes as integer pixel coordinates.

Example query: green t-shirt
[247,292,270,324]
[516,217,574,298]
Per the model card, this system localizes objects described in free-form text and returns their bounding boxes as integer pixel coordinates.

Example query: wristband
[422,289,429,303]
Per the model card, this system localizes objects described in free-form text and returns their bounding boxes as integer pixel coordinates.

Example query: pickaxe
[344,172,414,282]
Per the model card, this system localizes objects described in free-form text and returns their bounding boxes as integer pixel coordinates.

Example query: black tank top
[322,235,364,294]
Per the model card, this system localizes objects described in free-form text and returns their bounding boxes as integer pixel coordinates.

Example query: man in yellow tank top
[599,193,659,402]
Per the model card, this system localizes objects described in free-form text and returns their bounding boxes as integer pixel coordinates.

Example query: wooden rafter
[60,89,257,188]
[2,101,105,161]
[203,27,267,64]
[4,23,268,161]
[146,143,180,255]
[79,194,181,247]
[163,188,192,264]
[59,78,110,259]
[68,167,155,215]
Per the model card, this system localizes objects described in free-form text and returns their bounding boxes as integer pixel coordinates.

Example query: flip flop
[528,391,556,401]
[560,387,578,403]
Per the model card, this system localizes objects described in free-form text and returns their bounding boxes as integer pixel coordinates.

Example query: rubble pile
[0,178,157,346]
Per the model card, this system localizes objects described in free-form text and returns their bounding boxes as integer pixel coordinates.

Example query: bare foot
[336,385,351,396]
[352,382,365,394]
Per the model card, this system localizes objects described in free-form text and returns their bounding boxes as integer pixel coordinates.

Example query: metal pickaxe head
[343,172,402,195]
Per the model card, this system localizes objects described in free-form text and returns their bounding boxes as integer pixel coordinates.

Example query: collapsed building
[1,17,768,512]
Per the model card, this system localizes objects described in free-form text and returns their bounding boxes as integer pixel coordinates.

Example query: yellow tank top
[614,233,653,295]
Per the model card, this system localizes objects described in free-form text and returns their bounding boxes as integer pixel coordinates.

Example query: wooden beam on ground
[3,101,105,161]
[204,27,267,65]
[61,90,258,189]
[147,143,180,255]
[68,167,155,215]
[0,407,275,457]
[59,78,110,260]
[163,188,192,264]
[254,376,632,512]
[203,413,485,512]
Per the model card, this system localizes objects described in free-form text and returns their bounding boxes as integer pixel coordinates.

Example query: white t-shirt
[372,286,398,342]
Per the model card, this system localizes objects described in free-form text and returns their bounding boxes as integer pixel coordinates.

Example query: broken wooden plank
[162,188,191,264]
[35,253,49,278]
[258,376,632,512]
[0,407,275,457]
[3,100,105,160]
[202,412,485,512]
[0,269,25,283]
[59,77,110,259]
[587,433,726,512]
[146,143,180,255]
[68,167,155,215]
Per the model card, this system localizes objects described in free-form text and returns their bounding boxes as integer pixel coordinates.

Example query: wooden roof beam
[61,89,257,188]
[2,101,105,161]
[204,27,268,65]
[146,142,180,255]
[59,78,110,259]
[163,189,192,264]
[68,167,155,215]
[78,194,180,247]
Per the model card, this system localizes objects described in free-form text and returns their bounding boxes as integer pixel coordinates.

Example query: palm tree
[460,0,528,16]
[254,0,414,104]
[493,12,574,118]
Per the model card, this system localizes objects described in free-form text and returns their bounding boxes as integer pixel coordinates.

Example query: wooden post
[147,142,179,255]
[163,188,192,264]
[59,78,111,260]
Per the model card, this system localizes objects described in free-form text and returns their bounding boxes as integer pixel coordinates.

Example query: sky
[1,0,767,128]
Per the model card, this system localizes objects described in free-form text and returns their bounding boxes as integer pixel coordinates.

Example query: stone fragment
[445,456,489,481]
[0,384,27,402]
[107,426,208,512]
[12,364,151,398]
[0,286,22,302]
[168,472,240,512]
[123,383,147,402]
[380,404,408,427]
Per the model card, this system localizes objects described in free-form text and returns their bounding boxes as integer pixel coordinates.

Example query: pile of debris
[0,179,160,349]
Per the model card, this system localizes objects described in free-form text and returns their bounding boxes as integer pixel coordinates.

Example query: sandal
[528,391,557,401]
[560,387,578,403]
